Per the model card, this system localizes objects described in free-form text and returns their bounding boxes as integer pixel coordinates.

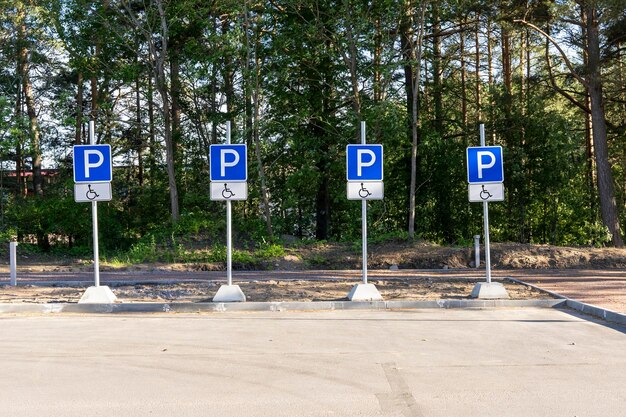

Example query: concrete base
[78,286,118,304]
[347,284,383,301]
[470,282,510,299]
[213,285,246,303]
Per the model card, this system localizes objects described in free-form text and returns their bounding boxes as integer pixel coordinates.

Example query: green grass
[104,239,288,267]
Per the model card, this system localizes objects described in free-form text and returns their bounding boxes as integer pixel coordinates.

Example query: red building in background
[1,168,59,196]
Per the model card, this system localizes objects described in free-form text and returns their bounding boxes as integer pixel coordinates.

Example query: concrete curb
[0,299,564,314]
[506,277,626,327]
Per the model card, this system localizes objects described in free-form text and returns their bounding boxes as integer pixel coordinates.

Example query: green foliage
[368,230,411,245]
[1,0,624,258]
[254,242,285,258]
[125,235,159,263]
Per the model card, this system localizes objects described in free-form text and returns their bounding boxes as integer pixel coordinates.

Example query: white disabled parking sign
[346,144,383,181]
[466,146,503,184]
[346,144,383,200]
[210,144,247,182]
[210,144,248,201]
[73,145,112,183]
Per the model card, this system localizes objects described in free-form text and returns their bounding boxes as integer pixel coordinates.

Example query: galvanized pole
[361,121,368,285]
[226,121,233,287]
[480,124,491,284]
[473,235,480,268]
[90,120,100,287]
[9,241,17,286]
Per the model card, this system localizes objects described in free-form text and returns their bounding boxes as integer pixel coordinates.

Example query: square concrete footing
[78,286,118,304]
[347,284,383,301]
[213,285,246,302]
[470,282,510,299]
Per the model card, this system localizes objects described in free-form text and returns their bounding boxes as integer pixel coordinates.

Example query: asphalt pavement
[1,308,625,417]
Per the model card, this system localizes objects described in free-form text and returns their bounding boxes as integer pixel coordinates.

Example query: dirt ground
[1,241,625,309]
[2,241,626,273]
[0,278,544,304]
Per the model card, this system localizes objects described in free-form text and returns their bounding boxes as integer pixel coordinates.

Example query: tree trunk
[170,48,184,204]
[245,7,273,236]
[460,17,467,127]
[486,16,495,140]
[411,5,426,235]
[581,15,596,222]
[474,14,482,122]
[432,3,443,134]
[91,42,99,122]
[135,72,143,187]
[620,45,626,213]
[147,74,156,184]
[17,2,43,197]
[486,17,493,86]
[520,30,526,112]
[312,31,336,241]
[401,0,425,239]
[253,97,273,236]
[14,78,25,197]
[583,4,623,246]
[501,26,512,111]
[157,77,179,223]
[342,9,362,125]
[170,50,182,162]
[222,19,236,130]
[153,0,179,223]
[373,15,382,103]
[75,72,83,145]
[315,150,330,240]
[211,68,218,145]
[585,93,595,216]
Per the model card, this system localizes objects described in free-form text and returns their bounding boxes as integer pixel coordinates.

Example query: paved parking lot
[1,308,625,416]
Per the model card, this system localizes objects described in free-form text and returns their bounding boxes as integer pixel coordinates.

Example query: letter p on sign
[476,151,496,179]
[220,149,240,177]
[357,149,376,176]
[84,150,104,178]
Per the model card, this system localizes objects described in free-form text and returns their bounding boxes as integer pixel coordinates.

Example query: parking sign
[466,146,503,184]
[210,144,247,182]
[346,144,383,181]
[73,145,112,183]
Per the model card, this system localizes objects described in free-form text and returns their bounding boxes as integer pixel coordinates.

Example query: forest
[0,0,624,259]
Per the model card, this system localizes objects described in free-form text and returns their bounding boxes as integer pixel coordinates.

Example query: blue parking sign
[210,144,247,182]
[346,144,383,181]
[73,145,112,183]
[467,146,503,184]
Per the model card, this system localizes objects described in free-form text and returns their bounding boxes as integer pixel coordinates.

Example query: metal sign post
[466,124,509,299]
[226,122,233,288]
[75,120,117,303]
[9,241,17,286]
[361,123,368,287]
[346,122,383,302]
[473,235,480,268]
[479,124,492,284]
[210,122,247,302]
[90,121,100,288]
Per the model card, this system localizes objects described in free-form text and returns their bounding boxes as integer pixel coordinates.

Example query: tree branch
[513,19,588,88]
[544,36,589,114]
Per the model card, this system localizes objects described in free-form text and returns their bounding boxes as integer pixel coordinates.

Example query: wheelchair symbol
[480,185,493,200]
[86,185,100,201]
[358,183,372,199]
[222,184,235,199]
